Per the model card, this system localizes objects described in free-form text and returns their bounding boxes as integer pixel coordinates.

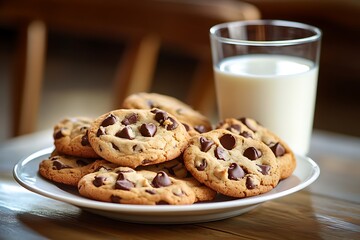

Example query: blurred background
[0,0,359,143]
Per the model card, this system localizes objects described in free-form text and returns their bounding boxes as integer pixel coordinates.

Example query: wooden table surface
[1,130,359,239]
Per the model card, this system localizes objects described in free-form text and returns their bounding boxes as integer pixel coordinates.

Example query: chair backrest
[0,0,261,136]
[109,0,261,112]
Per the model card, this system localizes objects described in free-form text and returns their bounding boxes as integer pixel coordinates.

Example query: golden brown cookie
[88,109,190,168]
[39,155,99,186]
[217,117,296,179]
[53,117,99,158]
[183,129,280,198]
[78,166,196,205]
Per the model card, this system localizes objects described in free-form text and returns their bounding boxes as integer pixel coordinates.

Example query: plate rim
[13,147,320,214]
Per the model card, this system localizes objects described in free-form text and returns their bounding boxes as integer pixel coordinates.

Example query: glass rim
[210,19,322,46]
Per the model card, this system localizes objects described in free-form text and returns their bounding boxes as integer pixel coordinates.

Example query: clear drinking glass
[210,20,322,155]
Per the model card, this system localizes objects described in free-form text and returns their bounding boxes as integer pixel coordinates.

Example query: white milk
[214,54,318,155]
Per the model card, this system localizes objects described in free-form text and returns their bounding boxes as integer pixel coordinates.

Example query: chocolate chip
[110,195,121,203]
[115,173,134,190]
[52,160,71,170]
[115,126,135,140]
[182,123,190,131]
[132,144,143,152]
[54,130,64,139]
[219,134,236,150]
[240,131,252,138]
[93,176,106,187]
[214,146,228,160]
[145,189,156,195]
[50,156,59,161]
[257,164,271,175]
[101,114,117,127]
[150,108,161,114]
[156,200,169,205]
[115,179,135,191]
[246,177,256,189]
[199,137,214,152]
[81,131,90,146]
[152,171,172,188]
[140,123,157,137]
[196,158,207,171]
[153,110,168,124]
[194,125,207,133]
[228,163,245,180]
[243,147,262,160]
[239,117,257,132]
[121,113,138,126]
[226,124,252,138]
[112,143,119,150]
[269,142,286,157]
[96,128,105,137]
[227,124,241,133]
[153,110,178,130]
[166,117,178,130]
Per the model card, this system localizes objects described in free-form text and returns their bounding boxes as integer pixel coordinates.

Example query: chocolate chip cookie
[88,109,190,168]
[122,92,212,136]
[139,155,217,202]
[39,154,99,186]
[78,166,196,205]
[217,117,296,179]
[53,117,99,158]
[183,129,280,198]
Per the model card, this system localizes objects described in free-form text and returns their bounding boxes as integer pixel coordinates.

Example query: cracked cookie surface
[88,109,190,168]
[183,129,280,198]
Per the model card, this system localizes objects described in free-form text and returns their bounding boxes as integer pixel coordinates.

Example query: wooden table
[0,130,359,239]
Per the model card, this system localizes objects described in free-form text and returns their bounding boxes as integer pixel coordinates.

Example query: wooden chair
[0,0,260,136]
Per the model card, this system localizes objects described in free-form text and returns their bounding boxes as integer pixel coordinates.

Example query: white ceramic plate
[13,147,320,224]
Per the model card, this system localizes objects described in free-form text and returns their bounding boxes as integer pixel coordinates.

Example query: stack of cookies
[39,92,296,205]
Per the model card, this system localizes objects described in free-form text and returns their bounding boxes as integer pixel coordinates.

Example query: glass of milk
[210,20,322,155]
